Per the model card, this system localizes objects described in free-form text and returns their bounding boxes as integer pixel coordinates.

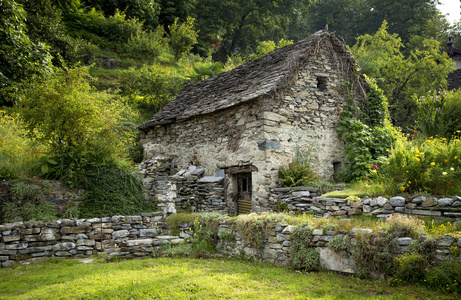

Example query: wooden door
[236,173,252,214]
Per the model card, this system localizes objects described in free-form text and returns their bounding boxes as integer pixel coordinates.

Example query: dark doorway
[236,172,252,214]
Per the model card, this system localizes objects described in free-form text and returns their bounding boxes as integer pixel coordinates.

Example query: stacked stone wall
[270,187,461,220]
[216,220,461,274]
[0,213,185,268]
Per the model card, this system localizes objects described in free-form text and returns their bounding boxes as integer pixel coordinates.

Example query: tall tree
[194,0,312,60]
[0,0,53,106]
[351,21,455,130]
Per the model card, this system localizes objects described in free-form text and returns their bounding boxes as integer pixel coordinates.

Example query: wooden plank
[238,199,252,214]
[225,165,258,175]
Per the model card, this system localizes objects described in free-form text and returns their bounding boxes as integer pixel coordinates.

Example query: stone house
[138,30,367,214]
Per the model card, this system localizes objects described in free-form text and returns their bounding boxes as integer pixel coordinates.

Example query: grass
[321,188,369,198]
[0,257,456,300]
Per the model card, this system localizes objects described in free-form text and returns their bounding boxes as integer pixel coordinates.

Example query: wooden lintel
[225,165,258,175]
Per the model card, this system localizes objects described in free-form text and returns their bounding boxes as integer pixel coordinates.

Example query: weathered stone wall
[140,157,229,215]
[270,187,461,219]
[216,220,461,274]
[0,213,183,268]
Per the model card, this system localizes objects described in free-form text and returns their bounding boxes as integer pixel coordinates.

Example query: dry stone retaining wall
[215,220,461,274]
[270,187,461,220]
[0,213,187,268]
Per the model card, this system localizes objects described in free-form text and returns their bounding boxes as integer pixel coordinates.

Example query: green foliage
[248,39,293,60]
[218,229,235,241]
[416,90,461,139]
[2,181,57,222]
[188,61,224,82]
[82,0,161,30]
[279,147,318,187]
[337,79,396,182]
[17,0,87,67]
[328,235,351,252]
[350,21,455,130]
[77,164,156,217]
[169,17,198,61]
[3,201,57,223]
[17,65,139,172]
[391,253,427,284]
[119,64,187,117]
[0,0,53,105]
[166,213,199,236]
[290,224,318,271]
[370,135,461,195]
[125,25,168,62]
[0,110,44,179]
[424,259,461,294]
[351,232,397,278]
[10,182,46,204]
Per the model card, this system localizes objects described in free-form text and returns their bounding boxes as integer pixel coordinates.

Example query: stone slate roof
[139,30,355,130]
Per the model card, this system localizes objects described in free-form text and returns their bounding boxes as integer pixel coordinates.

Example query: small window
[317,77,327,91]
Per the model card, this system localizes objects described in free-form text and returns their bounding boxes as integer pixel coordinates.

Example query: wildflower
[373,165,377,169]
[386,149,389,152]
[400,186,405,192]
[430,162,436,166]
[356,68,360,72]
[455,156,458,159]
[450,167,454,171]
[445,159,448,163]
[443,172,447,175]
[415,157,420,162]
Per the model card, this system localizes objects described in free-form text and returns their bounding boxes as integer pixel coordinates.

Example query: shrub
[424,259,461,294]
[119,65,187,118]
[290,224,319,271]
[0,110,44,179]
[416,90,461,139]
[352,232,398,278]
[371,134,461,195]
[384,214,425,239]
[2,182,57,222]
[393,253,427,284]
[125,25,168,62]
[77,164,156,217]
[279,147,318,187]
[169,17,198,61]
[328,235,351,252]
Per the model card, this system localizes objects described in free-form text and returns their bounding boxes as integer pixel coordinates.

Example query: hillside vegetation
[1,0,461,219]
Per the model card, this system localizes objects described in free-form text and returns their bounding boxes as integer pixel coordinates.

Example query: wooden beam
[224,165,258,175]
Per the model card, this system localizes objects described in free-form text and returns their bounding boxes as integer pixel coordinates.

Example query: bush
[125,25,168,61]
[77,164,156,218]
[0,110,44,179]
[416,90,461,139]
[169,17,198,61]
[392,253,427,284]
[384,214,425,239]
[119,65,187,117]
[425,259,461,294]
[351,232,398,278]
[279,147,318,187]
[328,235,351,252]
[2,182,57,222]
[290,224,319,271]
[371,134,461,195]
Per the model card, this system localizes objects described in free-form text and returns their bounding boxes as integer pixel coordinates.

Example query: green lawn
[0,257,456,300]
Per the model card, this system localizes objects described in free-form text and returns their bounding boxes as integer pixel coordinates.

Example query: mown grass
[0,257,456,300]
